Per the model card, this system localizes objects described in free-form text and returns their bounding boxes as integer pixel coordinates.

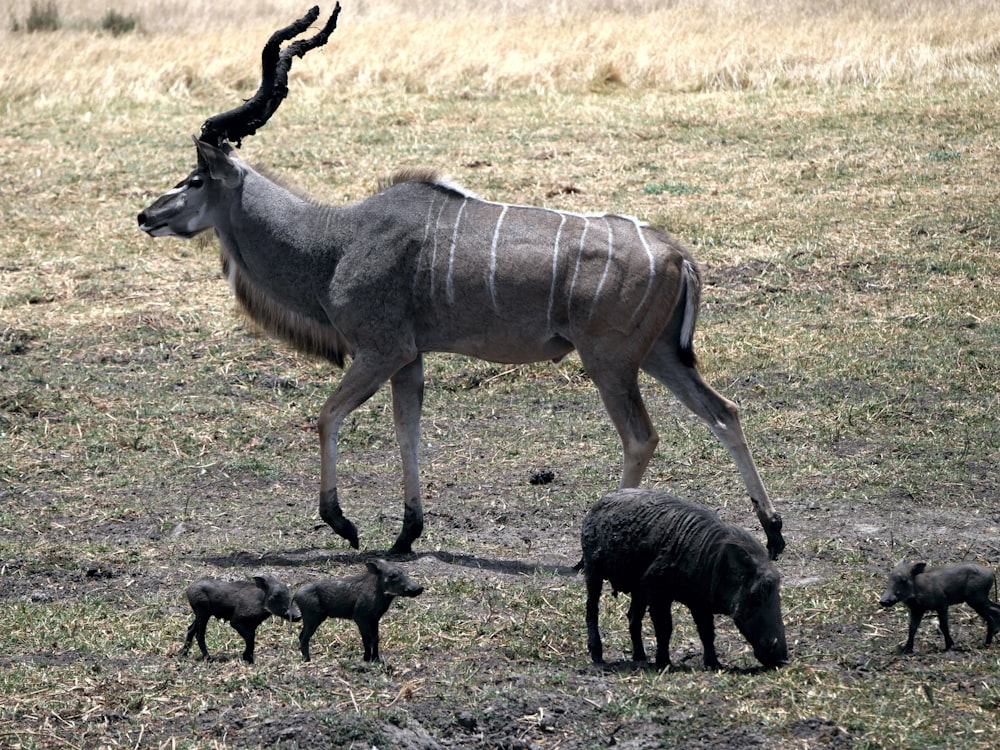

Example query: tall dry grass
[2,0,999,107]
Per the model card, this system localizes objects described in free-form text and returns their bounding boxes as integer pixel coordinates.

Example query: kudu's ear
[192,136,243,189]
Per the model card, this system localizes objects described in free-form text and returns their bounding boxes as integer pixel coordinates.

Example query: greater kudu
[137,4,785,559]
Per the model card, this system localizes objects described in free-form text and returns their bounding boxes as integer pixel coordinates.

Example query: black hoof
[766,514,785,560]
[319,489,360,548]
[390,507,423,555]
[389,538,414,555]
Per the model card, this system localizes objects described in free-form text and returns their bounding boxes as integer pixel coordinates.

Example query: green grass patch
[2,3,999,748]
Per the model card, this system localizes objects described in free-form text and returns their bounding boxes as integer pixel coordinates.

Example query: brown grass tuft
[1,2,999,748]
[3,0,1000,105]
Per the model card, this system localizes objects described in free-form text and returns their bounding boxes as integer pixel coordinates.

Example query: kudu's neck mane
[218,162,352,367]
[221,249,352,368]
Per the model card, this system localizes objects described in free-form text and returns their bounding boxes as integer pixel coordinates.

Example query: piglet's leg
[627,593,648,663]
[936,608,954,650]
[987,603,1000,645]
[187,614,210,659]
[903,606,924,653]
[369,624,381,662]
[232,620,257,663]
[298,614,325,662]
[970,601,998,646]
[181,617,201,657]
[358,619,380,662]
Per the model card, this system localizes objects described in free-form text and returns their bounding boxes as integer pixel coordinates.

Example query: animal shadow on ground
[199,547,581,578]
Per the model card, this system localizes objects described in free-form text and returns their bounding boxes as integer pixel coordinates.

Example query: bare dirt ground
[3,6,999,739]
[3,348,998,749]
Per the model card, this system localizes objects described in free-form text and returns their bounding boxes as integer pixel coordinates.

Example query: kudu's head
[137,4,340,238]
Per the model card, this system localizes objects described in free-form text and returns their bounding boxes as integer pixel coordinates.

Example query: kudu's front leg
[318,355,405,549]
[389,356,425,554]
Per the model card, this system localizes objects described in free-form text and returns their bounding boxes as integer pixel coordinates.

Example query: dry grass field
[2,1,1000,748]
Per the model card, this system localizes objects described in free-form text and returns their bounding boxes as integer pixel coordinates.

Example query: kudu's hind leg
[389,356,425,554]
[642,344,785,559]
[585,364,659,489]
[318,353,411,549]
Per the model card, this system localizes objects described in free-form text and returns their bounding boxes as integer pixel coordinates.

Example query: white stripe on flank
[422,201,436,245]
[567,217,590,317]
[628,218,657,323]
[446,197,468,305]
[590,218,614,319]
[489,204,508,311]
[429,200,447,298]
[415,200,437,294]
[547,214,568,328]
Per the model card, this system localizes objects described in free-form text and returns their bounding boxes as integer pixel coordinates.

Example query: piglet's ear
[912,562,927,576]
[252,575,270,591]
[365,561,380,575]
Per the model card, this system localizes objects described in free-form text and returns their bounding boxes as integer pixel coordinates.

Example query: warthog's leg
[647,598,674,671]
[690,605,721,669]
[584,572,605,665]
[627,592,649,663]
[969,599,999,646]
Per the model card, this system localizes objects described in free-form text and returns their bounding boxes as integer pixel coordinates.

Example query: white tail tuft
[680,259,698,352]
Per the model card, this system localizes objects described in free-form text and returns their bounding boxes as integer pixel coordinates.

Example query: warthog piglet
[581,488,788,670]
[294,559,424,662]
[879,560,1000,652]
[181,573,301,663]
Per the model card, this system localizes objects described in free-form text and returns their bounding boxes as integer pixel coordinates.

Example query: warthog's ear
[734,566,779,617]
[366,560,383,576]
[911,562,927,576]
[748,570,779,605]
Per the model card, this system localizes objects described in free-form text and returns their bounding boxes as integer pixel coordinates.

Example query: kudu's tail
[678,259,701,368]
